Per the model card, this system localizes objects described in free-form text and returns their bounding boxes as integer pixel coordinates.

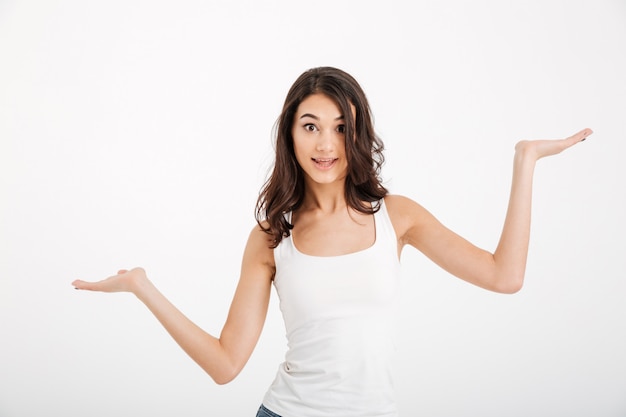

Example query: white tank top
[262,198,402,417]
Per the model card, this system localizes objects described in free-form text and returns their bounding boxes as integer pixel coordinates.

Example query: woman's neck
[300,182,347,214]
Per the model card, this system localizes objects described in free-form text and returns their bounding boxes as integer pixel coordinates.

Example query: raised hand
[72,267,147,294]
[515,128,593,162]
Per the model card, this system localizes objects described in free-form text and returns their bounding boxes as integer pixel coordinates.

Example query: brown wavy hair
[255,66,388,247]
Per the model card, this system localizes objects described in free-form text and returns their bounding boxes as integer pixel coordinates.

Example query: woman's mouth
[312,158,338,169]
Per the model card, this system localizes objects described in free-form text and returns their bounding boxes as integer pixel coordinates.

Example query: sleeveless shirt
[262,199,402,417]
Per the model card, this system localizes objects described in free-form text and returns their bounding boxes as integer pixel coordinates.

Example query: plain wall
[1,0,625,416]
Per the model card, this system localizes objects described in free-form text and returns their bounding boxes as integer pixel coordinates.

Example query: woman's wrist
[127,267,153,299]
[514,140,540,164]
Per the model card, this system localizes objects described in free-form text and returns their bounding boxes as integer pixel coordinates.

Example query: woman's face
[291,93,351,187]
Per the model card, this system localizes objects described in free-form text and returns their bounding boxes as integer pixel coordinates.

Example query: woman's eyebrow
[299,113,345,121]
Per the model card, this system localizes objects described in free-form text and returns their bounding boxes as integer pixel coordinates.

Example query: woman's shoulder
[383,194,422,213]
[383,194,432,241]
[242,222,276,270]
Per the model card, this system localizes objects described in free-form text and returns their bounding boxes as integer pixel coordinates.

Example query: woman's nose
[316,129,334,151]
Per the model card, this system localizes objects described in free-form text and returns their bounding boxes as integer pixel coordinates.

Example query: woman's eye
[304,124,317,132]
[337,125,346,134]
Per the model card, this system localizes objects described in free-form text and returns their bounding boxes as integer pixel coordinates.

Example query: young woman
[72,66,592,417]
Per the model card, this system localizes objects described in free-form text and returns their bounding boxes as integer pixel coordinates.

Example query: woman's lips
[312,158,338,169]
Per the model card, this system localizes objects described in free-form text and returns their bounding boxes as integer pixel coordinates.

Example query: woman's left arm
[391,128,593,294]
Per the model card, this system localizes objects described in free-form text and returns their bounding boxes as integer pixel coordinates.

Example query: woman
[72,66,592,417]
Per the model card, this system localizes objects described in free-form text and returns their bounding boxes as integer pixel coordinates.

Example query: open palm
[516,128,593,161]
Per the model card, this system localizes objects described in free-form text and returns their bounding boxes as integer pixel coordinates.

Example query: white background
[1,1,625,416]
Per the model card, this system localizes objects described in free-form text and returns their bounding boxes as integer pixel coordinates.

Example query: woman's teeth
[314,158,336,168]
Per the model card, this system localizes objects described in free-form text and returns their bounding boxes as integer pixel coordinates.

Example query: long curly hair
[255,67,388,248]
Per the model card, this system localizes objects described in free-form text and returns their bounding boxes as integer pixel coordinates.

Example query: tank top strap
[374,198,399,259]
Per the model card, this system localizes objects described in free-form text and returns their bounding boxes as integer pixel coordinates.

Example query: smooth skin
[72,92,593,385]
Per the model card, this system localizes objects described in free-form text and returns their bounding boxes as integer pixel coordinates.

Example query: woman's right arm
[72,224,276,385]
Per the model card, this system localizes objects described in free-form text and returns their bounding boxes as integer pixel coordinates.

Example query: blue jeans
[256,404,282,417]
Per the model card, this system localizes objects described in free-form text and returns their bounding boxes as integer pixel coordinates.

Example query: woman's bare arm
[388,128,593,293]
[72,224,275,384]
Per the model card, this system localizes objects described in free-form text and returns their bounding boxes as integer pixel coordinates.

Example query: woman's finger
[558,128,593,154]
[71,268,143,293]
[72,279,96,291]
[569,128,593,143]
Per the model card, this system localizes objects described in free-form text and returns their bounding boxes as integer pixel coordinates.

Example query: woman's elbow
[211,366,240,385]
[213,375,235,386]
[205,356,243,385]
[493,273,524,294]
